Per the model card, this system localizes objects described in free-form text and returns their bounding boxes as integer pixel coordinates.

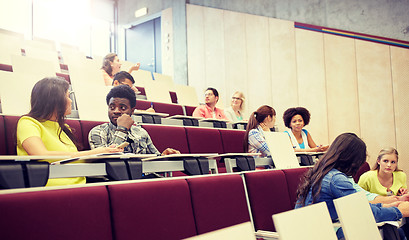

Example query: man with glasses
[192,87,228,120]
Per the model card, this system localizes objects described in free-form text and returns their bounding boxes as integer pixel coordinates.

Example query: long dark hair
[27,77,80,149]
[101,53,117,77]
[243,105,276,152]
[296,132,366,206]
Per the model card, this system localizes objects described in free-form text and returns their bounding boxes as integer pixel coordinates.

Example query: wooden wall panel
[186,4,206,103]
[203,7,226,108]
[324,34,360,142]
[356,40,395,164]
[391,46,409,183]
[295,29,329,145]
[223,10,249,116]
[161,8,174,78]
[268,18,298,132]
[245,14,272,114]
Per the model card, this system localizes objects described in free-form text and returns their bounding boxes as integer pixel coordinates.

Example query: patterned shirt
[248,126,271,157]
[88,122,160,155]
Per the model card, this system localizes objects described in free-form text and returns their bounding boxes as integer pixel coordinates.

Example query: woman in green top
[17,77,122,186]
[358,147,407,196]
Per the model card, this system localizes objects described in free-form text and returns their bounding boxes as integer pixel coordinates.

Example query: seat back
[142,124,190,153]
[152,102,184,116]
[80,120,107,150]
[333,192,382,240]
[282,167,309,208]
[184,105,197,116]
[353,161,370,183]
[108,179,197,240]
[185,127,223,154]
[0,186,113,240]
[244,170,292,231]
[219,129,246,153]
[186,174,251,234]
[0,115,7,155]
[65,119,83,150]
[272,202,338,240]
[3,115,20,155]
[135,99,152,111]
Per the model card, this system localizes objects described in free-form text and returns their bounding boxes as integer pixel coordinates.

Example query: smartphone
[116,142,129,149]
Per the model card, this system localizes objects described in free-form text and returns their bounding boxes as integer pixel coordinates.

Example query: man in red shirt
[192,87,228,120]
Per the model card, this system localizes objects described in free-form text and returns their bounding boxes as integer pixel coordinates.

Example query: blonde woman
[225,91,245,122]
[358,147,407,196]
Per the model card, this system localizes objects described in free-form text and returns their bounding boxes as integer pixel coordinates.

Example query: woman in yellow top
[358,147,408,196]
[17,77,123,186]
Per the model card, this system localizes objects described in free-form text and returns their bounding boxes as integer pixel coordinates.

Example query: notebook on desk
[263,132,300,169]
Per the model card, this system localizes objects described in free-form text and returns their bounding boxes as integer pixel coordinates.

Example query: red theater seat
[0,64,13,72]
[0,186,113,240]
[282,167,309,208]
[185,127,223,154]
[152,102,184,116]
[80,120,107,150]
[135,99,152,111]
[142,124,189,153]
[0,115,7,155]
[169,91,178,103]
[219,129,246,153]
[135,86,146,96]
[3,115,20,155]
[56,73,71,84]
[184,105,196,116]
[108,179,197,240]
[353,161,370,183]
[244,170,292,231]
[186,174,251,234]
[65,119,83,150]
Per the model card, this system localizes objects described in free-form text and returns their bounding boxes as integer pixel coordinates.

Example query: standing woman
[101,53,140,86]
[358,147,408,196]
[283,107,328,152]
[17,77,122,186]
[243,105,276,157]
[225,91,246,122]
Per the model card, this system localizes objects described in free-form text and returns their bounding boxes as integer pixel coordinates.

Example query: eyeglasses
[232,97,242,101]
[205,93,214,97]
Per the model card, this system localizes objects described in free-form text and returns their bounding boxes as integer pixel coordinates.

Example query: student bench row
[0,115,246,157]
[0,168,309,240]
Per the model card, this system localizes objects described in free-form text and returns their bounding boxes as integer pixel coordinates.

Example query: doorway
[125,17,161,73]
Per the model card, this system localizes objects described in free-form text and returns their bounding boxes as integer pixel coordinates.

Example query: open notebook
[263,132,300,169]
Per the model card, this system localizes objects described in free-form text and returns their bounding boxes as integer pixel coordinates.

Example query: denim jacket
[295,168,402,222]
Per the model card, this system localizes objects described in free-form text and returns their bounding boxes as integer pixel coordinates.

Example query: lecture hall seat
[79,119,107,150]
[186,174,251,234]
[152,102,184,116]
[282,167,310,208]
[218,129,246,153]
[244,170,293,232]
[141,124,190,154]
[185,127,224,154]
[0,186,113,240]
[0,115,7,155]
[108,179,197,240]
[3,115,20,155]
